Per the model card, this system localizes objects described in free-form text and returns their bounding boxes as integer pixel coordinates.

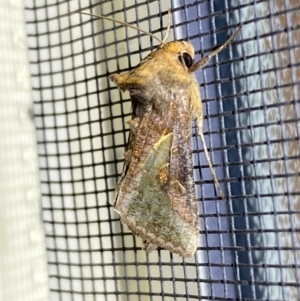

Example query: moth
[78,10,240,257]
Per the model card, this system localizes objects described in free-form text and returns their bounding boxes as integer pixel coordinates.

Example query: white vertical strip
[0,1,50,301]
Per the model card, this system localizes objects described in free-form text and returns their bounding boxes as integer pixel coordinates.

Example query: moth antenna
[189,25,242,72]
[199,131,226,201]
[73,10,164,44]
[161,9,172,45]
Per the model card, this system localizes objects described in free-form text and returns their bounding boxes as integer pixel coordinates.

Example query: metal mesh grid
[24,0,300,300]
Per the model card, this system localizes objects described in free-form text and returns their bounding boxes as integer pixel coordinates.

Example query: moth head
[162,41,195,72]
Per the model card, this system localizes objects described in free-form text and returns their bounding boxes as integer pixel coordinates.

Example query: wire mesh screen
[25,0,300,300]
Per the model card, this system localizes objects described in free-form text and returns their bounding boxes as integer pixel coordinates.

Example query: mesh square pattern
[25,0,300,300]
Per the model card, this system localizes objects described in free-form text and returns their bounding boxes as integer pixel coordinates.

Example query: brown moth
[78,10,240,257]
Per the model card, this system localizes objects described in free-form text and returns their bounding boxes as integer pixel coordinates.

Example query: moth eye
[178,52,194,68]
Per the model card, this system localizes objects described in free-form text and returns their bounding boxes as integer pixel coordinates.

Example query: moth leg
[190,28,242,201]
[198,127,226,201]
[191,82,226,201]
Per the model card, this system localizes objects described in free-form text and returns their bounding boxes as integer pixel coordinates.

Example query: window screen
[25,0,300,300]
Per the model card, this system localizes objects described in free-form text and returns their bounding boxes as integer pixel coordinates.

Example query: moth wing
[114,99,199,257]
